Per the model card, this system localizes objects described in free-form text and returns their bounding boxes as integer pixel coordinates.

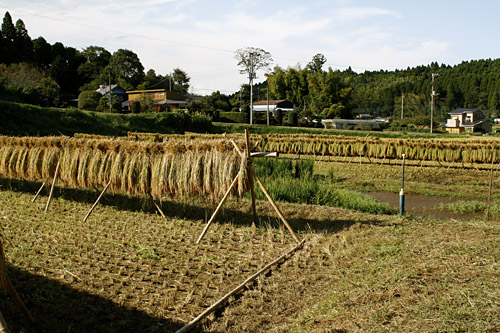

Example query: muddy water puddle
[367,191,483,220]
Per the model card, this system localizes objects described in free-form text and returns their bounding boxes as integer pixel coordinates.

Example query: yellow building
[123,89,187,112]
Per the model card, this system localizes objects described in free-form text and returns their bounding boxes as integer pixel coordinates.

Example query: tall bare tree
[235,47,272,124]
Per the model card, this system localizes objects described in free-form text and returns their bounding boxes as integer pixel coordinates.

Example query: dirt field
[0,179,499,332]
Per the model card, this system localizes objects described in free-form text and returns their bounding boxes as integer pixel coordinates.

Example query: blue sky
[1,0,500,95]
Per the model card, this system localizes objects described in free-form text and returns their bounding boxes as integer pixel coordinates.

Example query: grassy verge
[251,158,395,215]
[0,100,212,136]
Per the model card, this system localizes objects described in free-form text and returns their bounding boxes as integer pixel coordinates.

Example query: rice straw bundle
[0,135,249,202]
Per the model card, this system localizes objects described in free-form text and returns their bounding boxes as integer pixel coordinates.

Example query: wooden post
[151,197,166,219]
[83,180,111,222]
[250,167,300,243]
[245,129,258,225]
[31,181,46,203]
[175,239,305,333]
[0,309,8,332]
[45,160,60,213]
[4,278,34,323]
[487,154,495,221]
[196,172,241,244]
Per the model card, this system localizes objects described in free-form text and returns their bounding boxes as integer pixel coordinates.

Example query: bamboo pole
[230,139,244,158]
[196,172,241,244]
[487,153,495,221]
[44,160,60,213]
[250,167,300,243]
[83,180,111,222]
[175,239,305,333]
[245,129,258,225]
[151,197,166,219]
[0,309,8,333]
[4,278,34,323]
[31,181,46,203]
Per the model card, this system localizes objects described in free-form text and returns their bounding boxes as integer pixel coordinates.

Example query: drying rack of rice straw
[0,236,35,331]
[176,130,305,333]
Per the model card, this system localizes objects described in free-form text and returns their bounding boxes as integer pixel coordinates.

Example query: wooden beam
[44,160,60,213]
[83,180,111,222]
[31,181,46,203]
[245,129,257,225]
[250,167,300,243]
[175,239,305,333]
[196,172,241,244]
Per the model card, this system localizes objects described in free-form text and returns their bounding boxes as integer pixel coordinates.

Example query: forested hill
[346,59,500,117]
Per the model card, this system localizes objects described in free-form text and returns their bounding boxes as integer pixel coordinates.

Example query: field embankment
[0,100,212,136]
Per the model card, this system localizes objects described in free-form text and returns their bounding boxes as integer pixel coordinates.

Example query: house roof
[449,108,482,115]
[96,84,125,95]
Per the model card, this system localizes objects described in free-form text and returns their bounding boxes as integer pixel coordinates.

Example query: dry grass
[0,185,498,332]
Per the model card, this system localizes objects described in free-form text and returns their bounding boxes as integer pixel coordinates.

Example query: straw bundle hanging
[0,135,249,202]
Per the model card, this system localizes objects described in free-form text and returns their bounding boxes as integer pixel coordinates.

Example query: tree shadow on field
[0,265,198,333]
[0,178,385,234]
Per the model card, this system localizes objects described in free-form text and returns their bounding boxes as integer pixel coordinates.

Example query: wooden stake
[175,239,305,333]
[44,160,60,213]
[250,168,300,243]
[151,196,166,219]
[0,310,9,333]
[196,172,241,244]
[487,154,494,221]
[83,180,111,222]
[245,129,257,225]
[4,277,34,324]
[230,139,244,158]
[31,181,46,203]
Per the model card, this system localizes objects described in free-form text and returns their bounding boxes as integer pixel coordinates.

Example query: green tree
[15,19,33,62]
[307,53,327,73]
[1,12,17,63]
[171,68,190,95]
[108,49,145,90]
[32,37,53,69]
[78,46,111,84]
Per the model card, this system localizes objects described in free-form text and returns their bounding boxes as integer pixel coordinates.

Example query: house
[446,108,492,134]
[252,100,294,112]
[321,119,380,130]
[122,89,187,112]
[96,84,127,98]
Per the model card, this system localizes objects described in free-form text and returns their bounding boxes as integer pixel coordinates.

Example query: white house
[252,100,295,112]
[446,108,491,134]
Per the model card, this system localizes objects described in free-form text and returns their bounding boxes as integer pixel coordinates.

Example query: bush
[78,90,101,111]
[285,111,298,126]
[219,111,249,124]
[131,101,141,114]
[274,109,283,125]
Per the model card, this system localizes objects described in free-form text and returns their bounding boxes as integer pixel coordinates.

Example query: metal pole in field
[399,154,406,215]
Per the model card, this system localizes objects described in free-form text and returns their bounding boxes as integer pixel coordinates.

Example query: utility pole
[108,71,112,113]
[266,82,270,126]
[401,93,404,120]
[249,52,256,125]
[430,73,439,133]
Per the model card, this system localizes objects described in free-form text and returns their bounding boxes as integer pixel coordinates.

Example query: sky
[1,0,500,95]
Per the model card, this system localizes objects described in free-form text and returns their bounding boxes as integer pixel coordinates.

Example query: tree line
[0,11,190,110]
[3,10,500,125]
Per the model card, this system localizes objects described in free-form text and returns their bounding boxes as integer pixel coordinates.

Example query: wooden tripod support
[196,129,300,244]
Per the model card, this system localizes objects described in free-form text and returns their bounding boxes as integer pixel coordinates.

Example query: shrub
[78,90,101,111]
